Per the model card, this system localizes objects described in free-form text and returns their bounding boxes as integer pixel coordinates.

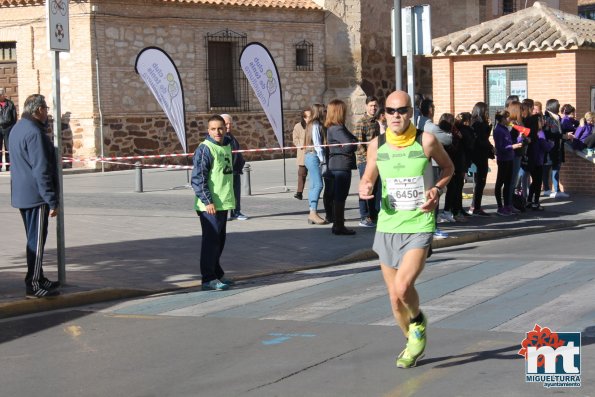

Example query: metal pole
[135,162,144,193]
[406,6,416,101]
[52,51,66,285]
[92,6,105,172]
[394,0,403,91]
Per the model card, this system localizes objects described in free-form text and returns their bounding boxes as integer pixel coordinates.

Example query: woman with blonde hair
[326,99,358,235]
[303,103,327,225]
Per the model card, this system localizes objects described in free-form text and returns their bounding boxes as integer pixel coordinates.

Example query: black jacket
[0,98,17,129]
[328,124,357,171]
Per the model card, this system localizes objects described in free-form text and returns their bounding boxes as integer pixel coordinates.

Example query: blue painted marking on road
[261,333,316,345]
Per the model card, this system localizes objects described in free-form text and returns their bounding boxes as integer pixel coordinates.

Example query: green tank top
[376,132,435,233]
[194,139,236,211]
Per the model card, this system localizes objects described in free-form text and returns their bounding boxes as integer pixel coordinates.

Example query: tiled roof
[432,1,595,56]
[0,0,322,9]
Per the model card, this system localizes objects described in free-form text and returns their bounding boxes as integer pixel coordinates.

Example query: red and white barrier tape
[65,141,366,164]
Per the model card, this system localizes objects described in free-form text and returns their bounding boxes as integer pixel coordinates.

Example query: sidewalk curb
[1,218,594,320]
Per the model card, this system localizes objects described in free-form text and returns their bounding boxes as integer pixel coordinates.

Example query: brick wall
[432,51,591,120]
[0,2,325,168]
[560,147,595,195]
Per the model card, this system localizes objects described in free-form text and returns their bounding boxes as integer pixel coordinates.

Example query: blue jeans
[304,153,323,211]
[552,163,561,192]
[508,156,522,204]
[542,163,561,192]
[232,173,241,215]
[357,162,378,220]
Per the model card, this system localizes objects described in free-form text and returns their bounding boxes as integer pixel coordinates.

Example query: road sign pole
[51,51,66,284]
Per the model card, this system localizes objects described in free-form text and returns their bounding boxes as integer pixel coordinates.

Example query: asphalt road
[1,227,594,397]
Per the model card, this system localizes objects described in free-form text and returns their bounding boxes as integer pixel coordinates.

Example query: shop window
[485,65,527,119]
[205,29,249,111]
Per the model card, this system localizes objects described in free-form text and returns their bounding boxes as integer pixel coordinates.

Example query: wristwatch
[432,185,444,196]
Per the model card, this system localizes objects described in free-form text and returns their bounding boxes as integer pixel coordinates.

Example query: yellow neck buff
[386,121,416,147]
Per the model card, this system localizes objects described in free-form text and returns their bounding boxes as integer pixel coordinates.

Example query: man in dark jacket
[0,88,17,171]
[9,94,61,298]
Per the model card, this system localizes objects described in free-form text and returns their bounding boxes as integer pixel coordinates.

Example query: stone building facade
[0,0,581,169]
[0,0,325,168]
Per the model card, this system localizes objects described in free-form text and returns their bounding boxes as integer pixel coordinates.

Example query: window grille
[205,29,249,111]
[295,40,313,71]
[503,0,516,14]
[0,42,16,61]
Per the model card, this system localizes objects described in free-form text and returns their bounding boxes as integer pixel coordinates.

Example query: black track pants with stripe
[20,204,49,290]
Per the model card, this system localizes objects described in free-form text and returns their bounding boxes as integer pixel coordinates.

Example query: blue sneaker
[433,229,448,239]
[202,279,229,291]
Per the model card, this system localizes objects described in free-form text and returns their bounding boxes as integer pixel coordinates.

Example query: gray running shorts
[373,232,433,269]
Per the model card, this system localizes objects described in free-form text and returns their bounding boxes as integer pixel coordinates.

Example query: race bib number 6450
[386,176,425,211]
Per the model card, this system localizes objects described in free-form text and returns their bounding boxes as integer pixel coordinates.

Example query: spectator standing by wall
[327,99,358,235]
[526,115,553,211]
[493,110,523,216]
[418,99,452,238]
[292,109,311,201]
[9,94,61,298]
[0,88,17,171]
[468,102,493,217]
[542,99,569,199]
[221,114,248,221]
[303,103,327,225]
[354,96,380,228]
[192,115,236,291]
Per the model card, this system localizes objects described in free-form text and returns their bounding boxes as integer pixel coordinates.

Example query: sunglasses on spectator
[385,106,411,115]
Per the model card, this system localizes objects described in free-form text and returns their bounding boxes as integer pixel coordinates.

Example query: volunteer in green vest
[359,90,454,368]
[192,115,236,291]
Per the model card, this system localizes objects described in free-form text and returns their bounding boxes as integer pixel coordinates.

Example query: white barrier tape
[66,141,367,164]
[101,160,192,170]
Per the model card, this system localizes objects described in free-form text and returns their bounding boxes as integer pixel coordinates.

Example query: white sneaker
[550,191,569,199]
[235,212,249,220]
[542,190,552,197]
[440,211,456,223]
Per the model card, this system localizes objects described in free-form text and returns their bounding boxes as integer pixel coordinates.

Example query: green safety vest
[194,139,236,211]
[376,131,435,234]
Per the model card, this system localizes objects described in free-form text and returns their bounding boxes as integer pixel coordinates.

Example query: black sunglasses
[385,106,411,115]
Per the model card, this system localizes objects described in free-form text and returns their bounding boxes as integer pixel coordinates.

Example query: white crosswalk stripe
[104,258,594,334]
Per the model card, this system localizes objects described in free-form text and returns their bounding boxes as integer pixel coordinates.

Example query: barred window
[0,42,16,61]
[503,0,516,14]
[205,29,249,111]
[295,40,313,71]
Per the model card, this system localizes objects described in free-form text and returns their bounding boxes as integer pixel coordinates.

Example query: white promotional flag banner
[135,47,187,151]
[240,43,284,147]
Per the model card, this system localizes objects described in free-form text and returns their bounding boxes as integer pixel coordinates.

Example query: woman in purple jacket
[527,116,554,210]
[493,110,523,216]
[568,112,594,151]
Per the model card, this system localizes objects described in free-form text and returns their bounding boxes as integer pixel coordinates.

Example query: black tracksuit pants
[20,204,49,290]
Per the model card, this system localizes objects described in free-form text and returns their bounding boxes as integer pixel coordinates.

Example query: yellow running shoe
[396,312,427,368]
